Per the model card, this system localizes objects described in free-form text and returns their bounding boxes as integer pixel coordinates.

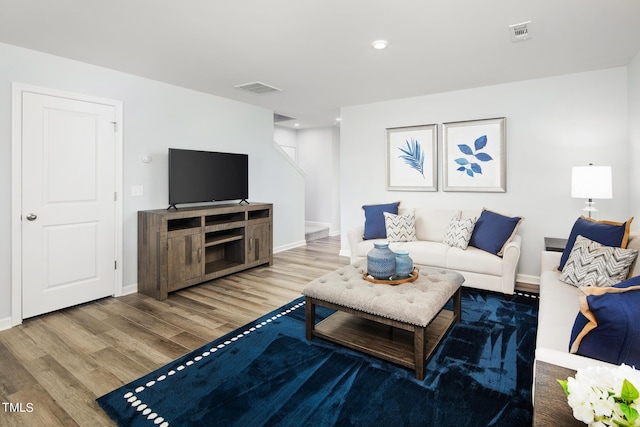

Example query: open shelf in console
[167,216,201,231]
[205,228,244,246]
[204,238,244,275]
[205,212,245,226]
[248,209,270,221]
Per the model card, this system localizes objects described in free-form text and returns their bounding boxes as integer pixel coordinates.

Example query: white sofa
[535,232,640,371]
[347,207,522,295]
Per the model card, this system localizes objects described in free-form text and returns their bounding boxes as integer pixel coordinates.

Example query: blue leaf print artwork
[454,135,493,177]
[397,138,425,178]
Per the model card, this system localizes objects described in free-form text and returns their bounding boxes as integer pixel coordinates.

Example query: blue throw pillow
[468,209,523,256]
[559,216,633,270]
[362,202,400,240]
[569,276,640,366]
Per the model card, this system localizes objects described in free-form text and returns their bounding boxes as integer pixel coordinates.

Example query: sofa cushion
[559,216,634,270]
[569,277,640,366]
[384,211,417,242]
[445,245,503,276]
[469,209,523,256]
[560,235,638,287]
[399,241,449,268]
[537,270,582,355]
[443,217,477,250]
[414,208,460,242]
[362,202,400,240]
[354,239,404,258]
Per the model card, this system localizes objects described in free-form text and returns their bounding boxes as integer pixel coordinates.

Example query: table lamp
[571,164,612,218]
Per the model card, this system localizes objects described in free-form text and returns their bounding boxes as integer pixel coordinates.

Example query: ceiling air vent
[508,21,532,42]
[234,81,282,94]
[274,113,295,123]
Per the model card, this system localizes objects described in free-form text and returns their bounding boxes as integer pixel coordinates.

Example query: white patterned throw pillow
[560,235,638,287]
[443,217,477,250]
[384,212,417,242]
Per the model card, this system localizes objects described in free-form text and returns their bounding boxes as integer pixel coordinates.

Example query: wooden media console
[138,203,272,300]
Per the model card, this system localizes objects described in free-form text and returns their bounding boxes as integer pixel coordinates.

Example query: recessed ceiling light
[372,40,388,50]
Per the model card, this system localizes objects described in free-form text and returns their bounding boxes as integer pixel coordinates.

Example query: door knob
[26,213,37,221]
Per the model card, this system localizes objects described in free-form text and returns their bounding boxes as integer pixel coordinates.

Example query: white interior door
[21,91,118,318]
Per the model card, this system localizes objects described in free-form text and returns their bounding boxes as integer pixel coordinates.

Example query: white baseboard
[0,316,14,331]
[274,240,307,253]
[305,221,331,229]
[517,274,540,285]
[122,283,138,296]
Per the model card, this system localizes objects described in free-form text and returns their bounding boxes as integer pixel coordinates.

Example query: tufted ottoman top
[302,260,464,327]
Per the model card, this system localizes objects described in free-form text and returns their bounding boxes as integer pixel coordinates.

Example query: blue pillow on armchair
[569,276,640,366]
[362,202,400,240]
[559,216,633,270]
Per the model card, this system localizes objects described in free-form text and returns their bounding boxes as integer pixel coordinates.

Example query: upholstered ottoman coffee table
[302,260,464,380]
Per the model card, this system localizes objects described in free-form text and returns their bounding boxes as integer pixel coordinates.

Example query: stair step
[305,225,329,241]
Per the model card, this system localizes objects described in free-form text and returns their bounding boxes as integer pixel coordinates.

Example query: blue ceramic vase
[395,250,413,278]
[367,242,396,280]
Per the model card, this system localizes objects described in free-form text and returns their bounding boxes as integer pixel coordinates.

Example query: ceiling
[1,0,640,129]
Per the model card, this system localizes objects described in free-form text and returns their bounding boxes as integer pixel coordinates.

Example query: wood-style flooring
[0,236,536,426]
[0,237,348,426]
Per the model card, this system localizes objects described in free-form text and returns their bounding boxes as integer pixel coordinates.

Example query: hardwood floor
[0,236,537,426]
[0,237,347,426]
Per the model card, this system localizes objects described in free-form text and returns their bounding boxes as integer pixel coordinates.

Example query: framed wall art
[386,124,437,191]
[442,117,506,192]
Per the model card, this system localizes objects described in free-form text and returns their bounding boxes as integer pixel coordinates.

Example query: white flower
[560,365,640,427]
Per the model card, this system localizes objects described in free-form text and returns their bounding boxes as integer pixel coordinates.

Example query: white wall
[274,126,298,160]
[0,42,306,323]
[340,68,630,280]
[330,127,341,235]
[629,50,640,224]
[298,127,341,234]
[274,126,297,149]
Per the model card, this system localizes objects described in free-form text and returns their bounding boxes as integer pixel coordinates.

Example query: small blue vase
[367,242,396,280]
[395,250,413,278]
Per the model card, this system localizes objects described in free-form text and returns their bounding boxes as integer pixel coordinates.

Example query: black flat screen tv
[168,148,249,208]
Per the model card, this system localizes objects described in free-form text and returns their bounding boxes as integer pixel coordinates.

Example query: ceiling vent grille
[234,81,282,94]
[508,21,532,42]
[274,113,295,123]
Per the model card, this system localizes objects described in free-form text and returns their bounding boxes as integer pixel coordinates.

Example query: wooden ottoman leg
[414,326,426,380]
[453,288,462,323]
[305,298,316,340]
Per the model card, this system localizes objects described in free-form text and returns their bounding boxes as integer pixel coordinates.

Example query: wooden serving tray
[362,268,419,285]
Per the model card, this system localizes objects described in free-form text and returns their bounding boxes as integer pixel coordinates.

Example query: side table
[533,360,583,426]
[544,237,568,252]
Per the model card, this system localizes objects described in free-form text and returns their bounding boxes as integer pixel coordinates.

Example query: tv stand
[239,199,249,205]
[138,203,273,300]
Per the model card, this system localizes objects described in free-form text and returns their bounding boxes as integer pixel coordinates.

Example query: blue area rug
[97,289,538,426]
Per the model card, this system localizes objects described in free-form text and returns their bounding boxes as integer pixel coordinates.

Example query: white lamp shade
[571,166,612,199]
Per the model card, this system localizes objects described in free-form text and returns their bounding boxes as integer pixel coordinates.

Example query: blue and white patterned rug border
[514,290,539,299]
